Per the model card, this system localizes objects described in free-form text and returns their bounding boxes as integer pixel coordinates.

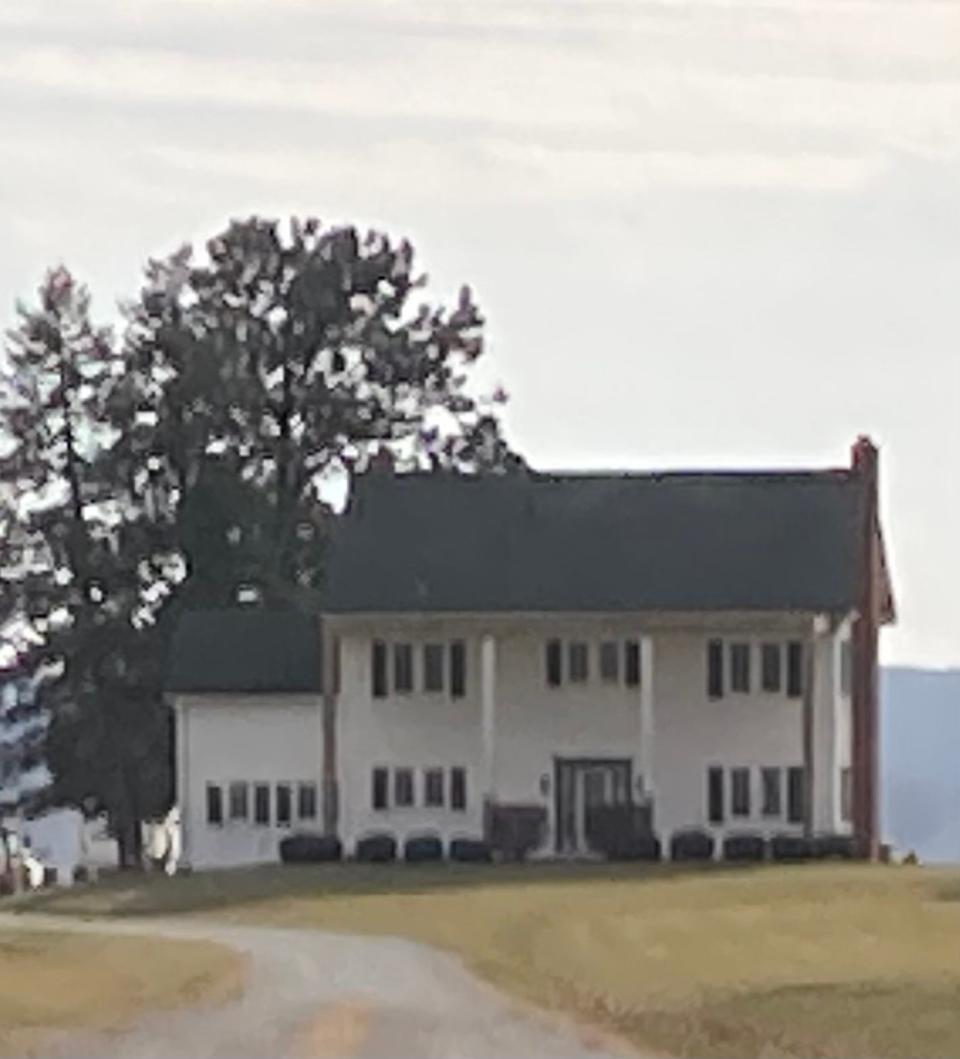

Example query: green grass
[0,928,245,1057]
[18,861,960,1058]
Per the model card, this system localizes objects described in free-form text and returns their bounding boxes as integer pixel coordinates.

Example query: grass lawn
[18,861,960,1058]
[0,927,245,1057]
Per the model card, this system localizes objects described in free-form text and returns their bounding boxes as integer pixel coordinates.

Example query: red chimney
[850,435,880,858]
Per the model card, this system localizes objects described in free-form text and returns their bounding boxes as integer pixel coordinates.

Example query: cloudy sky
[1,0,958,666]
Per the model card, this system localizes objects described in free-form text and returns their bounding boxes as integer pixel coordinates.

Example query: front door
[556,758,632,855]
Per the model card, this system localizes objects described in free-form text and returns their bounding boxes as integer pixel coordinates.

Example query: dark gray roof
[323,470,866,614]
[167,609,323,693]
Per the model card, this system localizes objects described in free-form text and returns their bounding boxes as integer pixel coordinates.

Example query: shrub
[354,832,397,863]
[279,833,343,864]
[722,832,767,862]
[449,838,493,863]
[770,833,814,862]
[670,828,715,862]
[72,865,90,884]
[812,834,855,860]
[487,805,547,862]
[606,833,662,862]
[403,833,443,862]
[42,866,58,887]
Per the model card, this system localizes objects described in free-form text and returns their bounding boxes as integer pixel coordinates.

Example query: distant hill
[881,667,960,863]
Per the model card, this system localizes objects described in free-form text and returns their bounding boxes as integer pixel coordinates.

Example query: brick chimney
[850,435,880,858]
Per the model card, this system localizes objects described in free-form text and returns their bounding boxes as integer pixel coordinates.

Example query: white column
[480,635,497,804]
[639,635,655,798]
[811,618,839,833]
[174,698,190,868]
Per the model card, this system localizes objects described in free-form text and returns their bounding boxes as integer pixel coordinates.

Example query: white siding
[177,694,324,869]
[651,632,807,842]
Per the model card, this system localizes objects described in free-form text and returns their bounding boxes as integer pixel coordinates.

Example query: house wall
[333,613,848,854]
[177,694,324,869]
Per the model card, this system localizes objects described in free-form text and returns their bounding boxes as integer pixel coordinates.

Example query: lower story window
[276,783,292,826]
[254,783,270,825]
[229,781,249,821]
[298,782,317,821]
[206,783,223,826]
[731,767,751,816]
[424,767,444,807]
[761,767,782,817]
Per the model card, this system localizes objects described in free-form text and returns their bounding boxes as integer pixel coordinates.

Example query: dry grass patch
[0,928,245,1057]
[20,861,960,1057]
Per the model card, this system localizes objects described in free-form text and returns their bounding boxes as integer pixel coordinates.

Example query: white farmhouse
[168,437,894,870]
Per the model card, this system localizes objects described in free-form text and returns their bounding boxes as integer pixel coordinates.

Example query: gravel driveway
[0,914,638,1059]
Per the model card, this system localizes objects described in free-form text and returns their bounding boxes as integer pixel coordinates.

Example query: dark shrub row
[279,829,856,865]
[279,831,493,865]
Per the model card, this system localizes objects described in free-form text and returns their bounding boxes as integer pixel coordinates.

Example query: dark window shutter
[624,640,641,687]
[707,639,724,698]
[731,767,751,816]
[761,643,782,692]
[787,766,805,823]
[372,767,389,810]
[450,767,467,811]
[786,642,803,698]
[450,640,466,698]
[276,783,292,825]
[372,640,388,698]
[253,783,270,825]
[206,784,223,825]
[545,639,562,687]
[707,766,724,823]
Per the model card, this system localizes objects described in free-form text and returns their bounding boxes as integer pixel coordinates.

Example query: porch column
[639,635,655,800]
[811,616,840,834]
[174,698,190,868]
[480,634,497,811]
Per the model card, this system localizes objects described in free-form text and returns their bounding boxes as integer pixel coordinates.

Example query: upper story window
[371,639,466,698]
[568,642,589,682]
[730,643,751,693]
[761,643,782,692]
[708,638,803,699]
[545,638,641,689]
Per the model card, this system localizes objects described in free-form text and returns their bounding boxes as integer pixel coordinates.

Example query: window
[424,768,444,807]
[761,643,782,692]
[371,767,389,810]
[393,643,413,693]
[206,784,223,826]
[731,768,751,816]
[298,782,317,821]
[707,766,724,823]
[423,643,445,693]
[707,639,724,699]
[599,641,619,683]
[254,783,270,825]
[276,783,292,826]
[761,767,782,817]
[228,781,249,821]
[451,767,467,811]
[730,643,751,693]
[786,641,804,698]
[394,767,414,807]
[372,640,388,698]
[568,642,589,683]
[545,639,562,687]
[450,640,466,698]
[840,766,853,822]
[624,639,641,688]
[787,766,805,823]
[840,639,852,697]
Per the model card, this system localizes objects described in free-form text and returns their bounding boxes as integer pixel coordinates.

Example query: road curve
[0,913,640,1059]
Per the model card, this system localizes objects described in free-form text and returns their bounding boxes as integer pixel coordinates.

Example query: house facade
[168,437,893,870]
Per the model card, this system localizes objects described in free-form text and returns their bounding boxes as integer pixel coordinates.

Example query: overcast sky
[1,0,958,667]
